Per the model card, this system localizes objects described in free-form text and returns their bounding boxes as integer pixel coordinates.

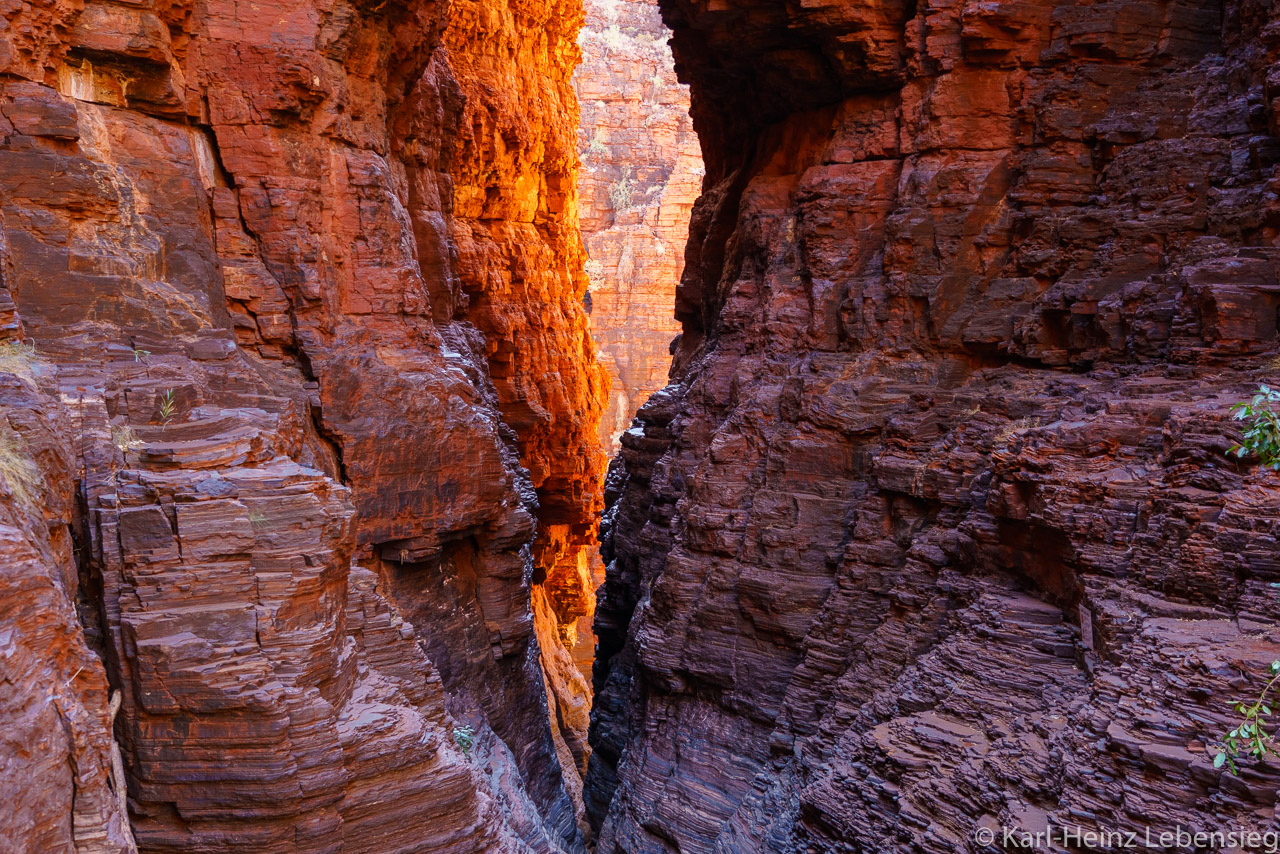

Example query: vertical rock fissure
[571,2,704,835]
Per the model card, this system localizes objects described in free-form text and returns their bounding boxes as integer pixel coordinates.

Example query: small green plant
[1228,385,1280,470]
[453,725,476,757]
[1214,660,1280,775]
[133,348,150,363]
[0,427,42,509]
[608,175,633,212]
[157,389,177,429]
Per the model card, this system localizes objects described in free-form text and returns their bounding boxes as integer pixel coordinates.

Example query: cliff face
[0,0,602,850]
[588,0,1280,850]
[573,0,701,453]
[0,333,135,852]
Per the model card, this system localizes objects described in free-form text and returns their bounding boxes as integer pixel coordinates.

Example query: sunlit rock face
[587,0,1280,850]
[0,0,603,850]
[574,0,702,454]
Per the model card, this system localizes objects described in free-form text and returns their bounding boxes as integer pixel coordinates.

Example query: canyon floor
[2,0,1280,853]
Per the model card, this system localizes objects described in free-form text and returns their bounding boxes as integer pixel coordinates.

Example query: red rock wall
[0,314,135,853]
[0,0,603,850]
[441,0,606,783]
[588,0,1280,849]
[573,0,701,454]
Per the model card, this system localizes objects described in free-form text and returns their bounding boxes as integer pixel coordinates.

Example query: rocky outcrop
[0,0,602,850]
[0,320,135,853]
[588,0,1280,850]
[573,0,701,453]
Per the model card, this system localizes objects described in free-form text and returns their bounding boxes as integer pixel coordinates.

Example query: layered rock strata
[588,0,1280,850]
[0,317,136,853]
[573,0,701,454]
[0,0,603,850]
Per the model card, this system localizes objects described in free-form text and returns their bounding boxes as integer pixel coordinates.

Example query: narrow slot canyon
[569,0,701,688]
[1,2,1279,854]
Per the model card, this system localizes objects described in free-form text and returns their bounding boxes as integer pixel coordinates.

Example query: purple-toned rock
[588,0,1280,849]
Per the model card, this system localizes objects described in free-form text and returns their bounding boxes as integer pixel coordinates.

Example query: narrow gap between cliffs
[574,0,702,457]
[571,0,703,687]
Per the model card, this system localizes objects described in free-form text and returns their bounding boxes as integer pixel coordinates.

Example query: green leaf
[1227,387,1280,468]
[1214,751,1227,768]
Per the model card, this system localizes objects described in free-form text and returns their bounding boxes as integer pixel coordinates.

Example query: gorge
[2,0,1280,853]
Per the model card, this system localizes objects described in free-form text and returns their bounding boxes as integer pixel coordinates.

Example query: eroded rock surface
[588,0,1280,850]
[0,0,603,850]
[574,0,701,453]
[0,316,135,853]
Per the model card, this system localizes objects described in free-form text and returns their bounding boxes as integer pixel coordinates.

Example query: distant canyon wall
[588,0,1280,850]
[573,0,701,454]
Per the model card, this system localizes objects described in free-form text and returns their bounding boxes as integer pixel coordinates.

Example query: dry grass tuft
[112,424,142,456]
[608,175,633,211]
[0,341,39,384]
[0,427,43,509]
[994,417,1039,446]
[598,24,628,51]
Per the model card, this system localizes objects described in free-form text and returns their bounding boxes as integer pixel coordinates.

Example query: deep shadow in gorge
[586,0,1280,850]
[572,0,702,699]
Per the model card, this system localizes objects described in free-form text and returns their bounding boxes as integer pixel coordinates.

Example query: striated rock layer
[588,0,1280,850]
[0,315,136,853]
[0,0,604,850]
[573,0,701,454]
